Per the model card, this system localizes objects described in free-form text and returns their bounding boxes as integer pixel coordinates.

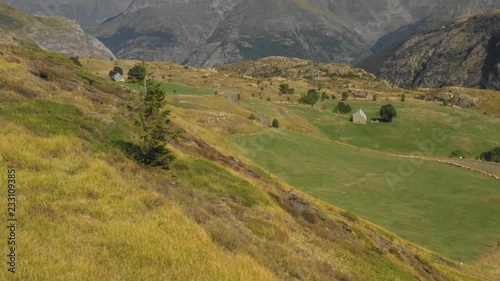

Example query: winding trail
[225,92,268,126]
[388,154,500,181]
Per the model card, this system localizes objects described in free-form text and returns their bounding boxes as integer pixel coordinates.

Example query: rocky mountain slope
[3,0,133,29]
[6,1,500,66]
[0,4,115,60]
[91,0,500,66]
[359,10,500,90]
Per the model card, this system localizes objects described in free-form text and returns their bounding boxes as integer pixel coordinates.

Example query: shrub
[279,83,295,95]
[380,104,397,122]
[128,62,146,82]
[272,118,279,128]
[298,89,320,106]
[479,147,500,163]
[372,94,378,101]
[401,94,406,102]
[341,91,349,101]
[321,92,330,101]
[334,102,352,115]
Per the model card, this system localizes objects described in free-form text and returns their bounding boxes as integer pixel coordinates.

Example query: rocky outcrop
[0,4,115,60]
[420,91,479,108]
[29,17,116,60]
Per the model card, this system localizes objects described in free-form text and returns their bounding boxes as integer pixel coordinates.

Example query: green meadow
[284,100,500,157]
[233,129,500,262]
[119,81,215,96]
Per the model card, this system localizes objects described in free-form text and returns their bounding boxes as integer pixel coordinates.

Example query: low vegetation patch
[298,89,320,106]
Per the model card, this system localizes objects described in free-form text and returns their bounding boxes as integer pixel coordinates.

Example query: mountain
[1,35,497,280]
[6,1,500,66]
[0,4,115,60]
[91,0,500,67]
[3,0,133,29]
[359,10,500,90]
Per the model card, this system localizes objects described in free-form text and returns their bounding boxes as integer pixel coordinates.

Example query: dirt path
[225,92,268,126]
[388,154,500,181]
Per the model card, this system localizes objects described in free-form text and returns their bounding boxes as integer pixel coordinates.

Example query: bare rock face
[30,17,116,60]
[422,91,479,108]
[0,4,115,60]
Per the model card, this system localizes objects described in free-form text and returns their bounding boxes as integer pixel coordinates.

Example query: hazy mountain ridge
[0,4,115,60]
[6,0,500,66]
[360,10,500,90]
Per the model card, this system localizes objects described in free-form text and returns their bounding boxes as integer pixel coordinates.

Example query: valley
[84,56,500,265]
[0,3,500,279]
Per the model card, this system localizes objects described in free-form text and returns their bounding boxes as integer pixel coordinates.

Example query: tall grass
[0,121,277,280]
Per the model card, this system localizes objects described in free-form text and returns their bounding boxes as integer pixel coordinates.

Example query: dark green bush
[334,102,352,114]
[479,147,500,163]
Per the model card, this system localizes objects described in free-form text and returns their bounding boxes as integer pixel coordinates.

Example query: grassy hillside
[1,40,498,280]
[88,55,499,265]
[283,100,500,157]
[232,129,500,262]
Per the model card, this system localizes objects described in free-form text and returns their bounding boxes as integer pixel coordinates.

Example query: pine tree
[126,68,176,168]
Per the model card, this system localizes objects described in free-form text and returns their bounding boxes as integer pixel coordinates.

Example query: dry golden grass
[0,120,278,281]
